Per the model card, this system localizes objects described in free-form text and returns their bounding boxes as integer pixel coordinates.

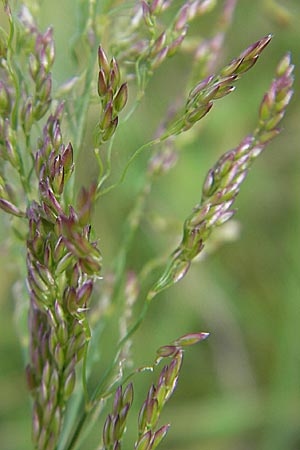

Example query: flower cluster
[102,383,134,450]
[163,34,272,136]
[26,106,102,450]
[0,6,56,217]
[149,52,294,299]
[97,46,128,144]
[94,0,215,91]
[134,351,180,450]
[24,25,54,125]
[101,332,209,450]
[134,332,209,450]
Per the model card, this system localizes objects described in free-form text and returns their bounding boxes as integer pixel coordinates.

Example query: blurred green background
[0,1,300,449]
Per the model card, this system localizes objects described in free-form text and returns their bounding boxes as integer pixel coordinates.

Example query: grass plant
[0,1,298,449]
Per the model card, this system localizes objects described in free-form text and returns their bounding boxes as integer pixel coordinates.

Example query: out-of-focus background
[0,1,299,449]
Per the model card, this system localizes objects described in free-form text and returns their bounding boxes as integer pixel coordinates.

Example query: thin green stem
[64,405,90,450]
[74,53,98,152]
[6,8,19,130]
[94,147,104,180]
[97,137,160,198]
[16,142,32,195]
[90,293,152,405]
[96,135,115,191]
[122,94,143,123]
[82,341,90,405]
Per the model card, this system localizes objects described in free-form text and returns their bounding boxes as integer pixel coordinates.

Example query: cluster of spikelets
[107,0,216,92]
[0,6,102,449]
[26,106,103,449]
[102,333,209,450]
[0,12,55,218]
[97,46,128,144]
[149,50,294,299]
[0,1,295,450]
